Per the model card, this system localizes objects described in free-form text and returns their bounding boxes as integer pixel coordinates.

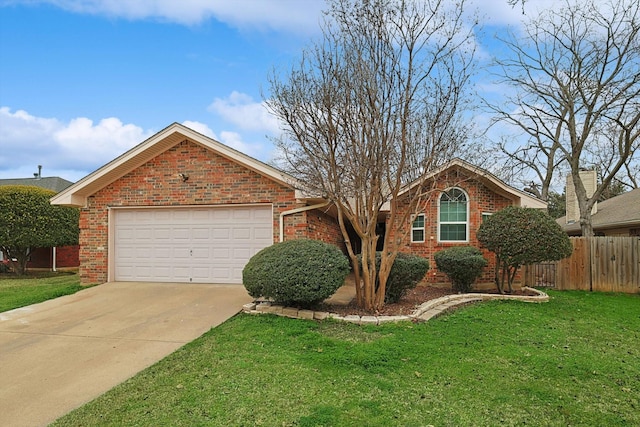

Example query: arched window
[438,187,468,242]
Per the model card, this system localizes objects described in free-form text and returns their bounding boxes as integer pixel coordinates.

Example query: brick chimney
[565,169,597,224]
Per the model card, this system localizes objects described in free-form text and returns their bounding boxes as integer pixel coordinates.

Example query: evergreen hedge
[243,239,350,307]
[434,246,487,293]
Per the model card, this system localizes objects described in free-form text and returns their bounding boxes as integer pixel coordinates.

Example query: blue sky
[0,0,558,182]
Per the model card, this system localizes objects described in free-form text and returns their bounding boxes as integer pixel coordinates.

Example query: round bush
[358,252,430,304]
[385,252,430,303]
[243,239,350,307]
[434,246,488,293]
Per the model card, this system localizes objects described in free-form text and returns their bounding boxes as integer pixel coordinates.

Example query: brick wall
[387,171,513,288]
[27,245,79,269]
[79,139,304,284]
[305,208,346,251]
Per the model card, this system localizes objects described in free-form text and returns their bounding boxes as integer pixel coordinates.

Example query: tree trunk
[336,211,364,307]
[507,266,518,294]
[4,247,29,275]
[495,258,505,294]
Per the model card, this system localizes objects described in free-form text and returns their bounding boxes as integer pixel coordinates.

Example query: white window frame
[437,187,469,242]
[411,213,426,243]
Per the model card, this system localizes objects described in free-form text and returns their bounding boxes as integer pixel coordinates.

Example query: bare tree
[487,0,640,236]
[266,0,477,311]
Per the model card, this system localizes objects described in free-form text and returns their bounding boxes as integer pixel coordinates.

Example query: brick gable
[78,139,334,284]
[387,170,514,287]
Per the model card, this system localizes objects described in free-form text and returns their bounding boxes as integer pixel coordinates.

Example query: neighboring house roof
[557,187,640,234]
[51,122,304,207]
[0,176,73,192]
[393,158,547,210]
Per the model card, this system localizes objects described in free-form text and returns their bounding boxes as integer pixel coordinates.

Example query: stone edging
[242,287,549,326]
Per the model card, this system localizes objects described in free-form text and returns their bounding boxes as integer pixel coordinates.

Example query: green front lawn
[0,272,83,313]
[53,290,640,426]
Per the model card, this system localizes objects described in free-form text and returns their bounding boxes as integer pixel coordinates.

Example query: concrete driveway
[0,281,252,427]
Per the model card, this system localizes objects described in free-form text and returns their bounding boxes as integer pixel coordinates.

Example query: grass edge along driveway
[0,272,84,313]
[53,290,640,427]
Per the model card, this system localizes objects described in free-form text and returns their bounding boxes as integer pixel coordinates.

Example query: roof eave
[50,123,302,207]
[396,158,547,210]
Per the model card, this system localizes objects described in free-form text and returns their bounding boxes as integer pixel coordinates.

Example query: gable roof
[395,158,547,209]
[0,176,73,193]
[51,123,302,207]
[558,187,640,233]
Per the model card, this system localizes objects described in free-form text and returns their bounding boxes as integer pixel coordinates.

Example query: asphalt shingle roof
[0,177,74,193]
[557,187,640,233]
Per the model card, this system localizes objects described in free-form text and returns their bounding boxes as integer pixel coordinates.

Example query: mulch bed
[316,285,540,317]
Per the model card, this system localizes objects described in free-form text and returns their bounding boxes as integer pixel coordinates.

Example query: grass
[0,271,83,312]
[51,290,640,426]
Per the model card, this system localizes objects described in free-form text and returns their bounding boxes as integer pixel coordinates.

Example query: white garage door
[113,205,273,284]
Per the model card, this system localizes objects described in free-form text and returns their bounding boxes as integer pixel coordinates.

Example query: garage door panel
[154,248,172,260]
[211,228,230,239]
[116,266,136,280]
[212,248,230,259]
[191,248,210,259]
[233,228,251,240]
[192,228,211,239]
[231,267,244,282]
[254,226,273,240]
[211,267,233,280]
[211,209,231,221]
[232,209,251,220]
[153,210,172,221]
[173,247,191,259]
[172,210,191,221]
[154,266,172,277]
[154,228,171,240]
[232,248,252,260]
[191,210,211,221]
[172,265,191,279]
[114,205,273,283]
[117,247,137,259]
[191,267,212,280]
[172,228,191,240]
[133,266,154,280]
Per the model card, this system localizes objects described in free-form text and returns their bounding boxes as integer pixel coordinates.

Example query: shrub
[477,206,572,294]
[243,239,350,307]
[358,252,430,304]
[0,185,79,275]
[434,246,487,293]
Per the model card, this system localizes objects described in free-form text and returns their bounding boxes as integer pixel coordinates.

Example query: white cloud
[217,130,255,154]
[182,120,215,138]
[0,107,151,181]
[0,106,280,182]
[208,91,281,135]
[54,116,149,156]
[30,0,565,33]
[182,119,273,160]
[17,0,325,33]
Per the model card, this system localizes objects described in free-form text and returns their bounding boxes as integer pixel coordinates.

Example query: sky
[0,0,559,183]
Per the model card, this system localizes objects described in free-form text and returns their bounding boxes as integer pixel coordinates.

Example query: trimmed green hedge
[434,246,487,293]
[243,239,350,307]
[477,206,572,293]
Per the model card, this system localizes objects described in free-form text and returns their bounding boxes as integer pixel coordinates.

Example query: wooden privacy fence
[524,236,640,293]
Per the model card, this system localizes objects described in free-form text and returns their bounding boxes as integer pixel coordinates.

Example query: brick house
[51,123,545,286]
[388,159,546,286]
[51,123,343,285]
